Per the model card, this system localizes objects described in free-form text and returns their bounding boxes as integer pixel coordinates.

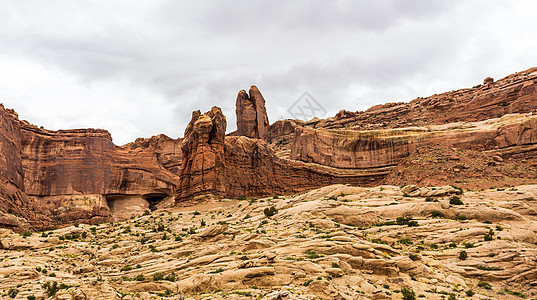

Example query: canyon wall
[290,113,537,169]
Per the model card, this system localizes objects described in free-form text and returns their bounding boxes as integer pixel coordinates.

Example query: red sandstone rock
[0,104,179,230]
[178,107,227,202]
[236,86,270,141]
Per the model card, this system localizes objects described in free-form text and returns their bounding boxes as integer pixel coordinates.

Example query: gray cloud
[0,0,536,144]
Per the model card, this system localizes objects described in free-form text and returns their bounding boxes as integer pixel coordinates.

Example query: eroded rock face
[178,107,227,202]
[0,104,179,229]
[236,86,270,141]
[291,113,537,169]
[223,136,384,198]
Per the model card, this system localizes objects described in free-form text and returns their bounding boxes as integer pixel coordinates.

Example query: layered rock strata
[291,113,537,169]
[178,107,227,202]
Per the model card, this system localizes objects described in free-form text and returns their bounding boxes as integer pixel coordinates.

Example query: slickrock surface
[2,184,537,299]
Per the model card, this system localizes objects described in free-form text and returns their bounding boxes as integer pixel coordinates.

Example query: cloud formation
[0,0,536,144]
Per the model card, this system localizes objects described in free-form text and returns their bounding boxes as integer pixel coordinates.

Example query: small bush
[501,288,526,298]
[484,229,494,241]
[449,196,464,205]
[407,220,419,227]
[152,272,164,281]
[477,281,492,290]
[425,196,438,202]
[306,250,320,259]
[164,272,176,282]
[458,250,468,260]
[398,237,413,246]
[465,290,475,296]
[27,296,37,300]
[7,288,19,298]
[431,211,444,218]
[464,242,474,248]
[409,253,420,261]
[303,279,313,286]
[134,274,145,281]
[456,215,468,221]
[263,206,278,218]
[401,288,416,300]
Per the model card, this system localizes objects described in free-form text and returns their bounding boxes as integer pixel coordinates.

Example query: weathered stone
[236,86,270,141]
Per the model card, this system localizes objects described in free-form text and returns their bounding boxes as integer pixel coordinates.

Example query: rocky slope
[1,184,537,299]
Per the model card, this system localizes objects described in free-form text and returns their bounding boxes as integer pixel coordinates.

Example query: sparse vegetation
[263,206,278,218]
[449,196,464,205]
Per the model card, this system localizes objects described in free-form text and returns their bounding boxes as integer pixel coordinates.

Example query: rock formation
[236,86,270,141]
[290,113,537,169]
[1,67,537,230]
[0,104,179,229]
[178,107,227,202]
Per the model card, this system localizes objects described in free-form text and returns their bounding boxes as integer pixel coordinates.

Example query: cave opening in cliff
[143,193,168,211]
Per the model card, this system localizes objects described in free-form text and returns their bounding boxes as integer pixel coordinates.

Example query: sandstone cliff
[0,104,180,229]
[290,113,537,169]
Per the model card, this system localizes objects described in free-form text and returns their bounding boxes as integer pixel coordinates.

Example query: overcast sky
[1,1,536,145]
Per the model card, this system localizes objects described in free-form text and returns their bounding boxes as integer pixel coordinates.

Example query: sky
[0,1,536,145]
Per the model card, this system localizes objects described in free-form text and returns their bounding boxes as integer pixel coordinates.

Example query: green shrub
[484,228,494,241]
[478,281,492,290]
[458,250,468,260]
[398,237,413,246]
[501,288,526,298]
[27,296,36,300]
[465,290,475,296]
[164,272,176,282]
[306,250,320,259]
[409,253,420,261]
[431,211,444,218]
[43,282,59,297]
[152,272,164,281]
[263,206,278,218]
[449,196,464,205]
[464,242,474,248]
[7,288,19,298]
[456,215,468,221]
[401,288,416,300]
[134,274,145,281]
